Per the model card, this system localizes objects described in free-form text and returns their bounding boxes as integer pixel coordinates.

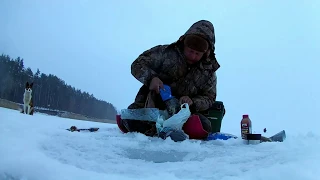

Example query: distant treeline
[0,54,117,120]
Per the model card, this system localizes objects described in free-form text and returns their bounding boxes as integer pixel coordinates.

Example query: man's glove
[179,96,193,106]
[149,77,164,94]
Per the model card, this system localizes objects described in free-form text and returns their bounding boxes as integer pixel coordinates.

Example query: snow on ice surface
[0,107,320,180]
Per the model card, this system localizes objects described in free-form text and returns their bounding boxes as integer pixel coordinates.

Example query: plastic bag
[157,103,191,132]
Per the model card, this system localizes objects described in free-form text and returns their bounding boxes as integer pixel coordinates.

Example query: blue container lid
[159,84,173,101]
[207,132,238,141]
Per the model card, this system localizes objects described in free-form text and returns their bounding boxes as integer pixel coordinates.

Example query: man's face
[183,45,206,64]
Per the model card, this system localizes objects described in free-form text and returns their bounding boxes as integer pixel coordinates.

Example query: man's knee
[194,113,212,133]
[128,102,145,109]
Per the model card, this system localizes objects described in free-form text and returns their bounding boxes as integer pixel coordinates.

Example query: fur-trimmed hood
[172,20,220,71]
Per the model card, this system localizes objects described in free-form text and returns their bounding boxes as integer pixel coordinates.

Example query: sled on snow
[116,101,286,143]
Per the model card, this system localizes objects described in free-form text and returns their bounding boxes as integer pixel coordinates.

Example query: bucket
[200,101,225,133]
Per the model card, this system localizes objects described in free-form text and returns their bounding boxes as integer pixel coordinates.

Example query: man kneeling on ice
[120,20,224,141]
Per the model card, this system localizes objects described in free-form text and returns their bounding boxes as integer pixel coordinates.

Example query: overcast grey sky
[1,0,319,133]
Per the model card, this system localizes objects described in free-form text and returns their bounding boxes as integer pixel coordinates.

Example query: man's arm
[131,45,165,86]
[191,72,217,112]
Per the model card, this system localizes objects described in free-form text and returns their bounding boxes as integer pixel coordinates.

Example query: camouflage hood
[181,20,216,52]
[173,20,220,71]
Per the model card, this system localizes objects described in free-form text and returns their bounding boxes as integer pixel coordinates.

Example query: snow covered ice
[1,107,320,180]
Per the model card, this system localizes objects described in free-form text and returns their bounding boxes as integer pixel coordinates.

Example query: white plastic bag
[157,103,191,132]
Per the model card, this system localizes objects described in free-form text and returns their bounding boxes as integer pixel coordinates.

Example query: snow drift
[0,107,319,180]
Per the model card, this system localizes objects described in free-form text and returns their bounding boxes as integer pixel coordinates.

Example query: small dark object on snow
[66,126,99,132]
[70,126,77,132]
[260,130,286,143]
[246,133,261,140]
[263,128,267,133]
[269,130,286,142]
[244,133,262,144]
[158,128,188,142]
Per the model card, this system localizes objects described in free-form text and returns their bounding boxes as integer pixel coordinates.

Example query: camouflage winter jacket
[130,20,220,112]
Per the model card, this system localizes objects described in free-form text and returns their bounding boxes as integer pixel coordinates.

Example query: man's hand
[179,96,193,106]
[149,77,164,94]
